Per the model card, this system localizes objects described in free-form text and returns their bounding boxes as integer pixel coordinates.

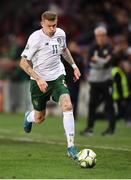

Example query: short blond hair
[94,26,107,35]
[41,11,57,21]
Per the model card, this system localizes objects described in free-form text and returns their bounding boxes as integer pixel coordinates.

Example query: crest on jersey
[57,37,62,45]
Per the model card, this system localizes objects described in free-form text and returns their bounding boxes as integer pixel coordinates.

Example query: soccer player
[19,11,81,160]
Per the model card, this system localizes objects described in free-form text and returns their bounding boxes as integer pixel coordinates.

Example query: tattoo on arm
[19,57,40,80]
[62,48,75,66]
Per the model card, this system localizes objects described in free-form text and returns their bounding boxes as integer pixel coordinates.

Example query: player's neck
[42,28,54,38]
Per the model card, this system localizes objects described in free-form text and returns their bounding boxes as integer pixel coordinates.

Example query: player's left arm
[62,48,81,81]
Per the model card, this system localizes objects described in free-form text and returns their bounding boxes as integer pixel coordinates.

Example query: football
[77,149,97,168]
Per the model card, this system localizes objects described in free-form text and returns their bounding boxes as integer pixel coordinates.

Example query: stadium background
[0,1,131,179]
[1,0,131,115]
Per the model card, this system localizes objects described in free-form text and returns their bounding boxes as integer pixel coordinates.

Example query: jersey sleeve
[62,32,67,49]
[21,33,39,60]
[58,29,67,49]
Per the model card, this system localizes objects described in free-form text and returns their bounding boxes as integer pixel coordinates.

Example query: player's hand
[73,67,81,82]
[36,78,48,92]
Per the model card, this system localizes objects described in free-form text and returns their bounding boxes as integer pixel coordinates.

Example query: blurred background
[0,0,131,122]
[0,1,131,177]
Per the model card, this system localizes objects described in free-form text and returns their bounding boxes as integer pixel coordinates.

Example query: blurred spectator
[62,40,85,120]
[123,48,131,126]
[112,59,130,122]
[80,26,116,136]
[7,35,29,112]
[0,34,30,112]
[0,0,131,46]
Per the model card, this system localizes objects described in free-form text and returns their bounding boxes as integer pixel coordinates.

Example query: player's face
[41,19,57,37]
[95,34,107,46]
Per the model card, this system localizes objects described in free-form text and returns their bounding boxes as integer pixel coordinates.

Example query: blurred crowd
[1,0,131,77]
[0,0,131,126]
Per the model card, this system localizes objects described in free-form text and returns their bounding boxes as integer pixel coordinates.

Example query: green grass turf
[0,113,131,179]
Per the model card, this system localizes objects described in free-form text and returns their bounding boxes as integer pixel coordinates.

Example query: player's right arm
[20,32,48,92]
[19,57,48,92]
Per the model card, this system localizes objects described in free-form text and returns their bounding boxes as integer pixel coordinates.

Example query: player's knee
[62,102,73,112]
[35,115,45,124]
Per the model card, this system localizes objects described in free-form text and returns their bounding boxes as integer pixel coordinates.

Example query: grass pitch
[0,113,131,179]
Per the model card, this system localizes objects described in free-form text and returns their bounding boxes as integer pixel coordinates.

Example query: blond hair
[41,11,57,21]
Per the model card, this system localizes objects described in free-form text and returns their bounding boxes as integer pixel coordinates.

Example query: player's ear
[41,21,44,27]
